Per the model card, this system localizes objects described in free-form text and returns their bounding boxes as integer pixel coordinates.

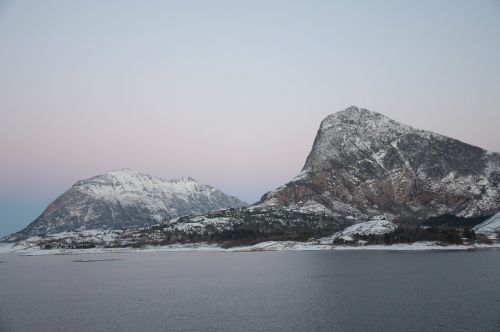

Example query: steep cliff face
[259,106,499,221]
[7,169,246,240]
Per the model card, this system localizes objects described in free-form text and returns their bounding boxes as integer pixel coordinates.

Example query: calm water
[1,250,500,332]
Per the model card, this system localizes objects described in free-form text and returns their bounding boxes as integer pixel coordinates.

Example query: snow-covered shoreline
[2,217,499,256]
[1,240,499,256]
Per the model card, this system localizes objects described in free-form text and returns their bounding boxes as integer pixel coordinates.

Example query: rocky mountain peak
[320,106,387,129]
[263,107,499,221]
[304,107,406,172]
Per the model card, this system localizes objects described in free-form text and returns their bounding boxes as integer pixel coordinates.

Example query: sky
[1,0,499,237]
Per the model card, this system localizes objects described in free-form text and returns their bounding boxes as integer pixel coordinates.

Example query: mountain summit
[8,169,247,240]
[260,106,499,221]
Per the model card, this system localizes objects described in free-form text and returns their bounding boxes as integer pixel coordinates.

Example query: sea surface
[1,250,499,332]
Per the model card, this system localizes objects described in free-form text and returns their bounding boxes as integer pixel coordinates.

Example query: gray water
[1,250,499,332]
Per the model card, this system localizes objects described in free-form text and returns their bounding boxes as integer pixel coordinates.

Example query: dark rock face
[259,106,499,222]
[7,169,247,241]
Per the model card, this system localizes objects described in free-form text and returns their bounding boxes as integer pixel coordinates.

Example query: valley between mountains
[2,106,499,253]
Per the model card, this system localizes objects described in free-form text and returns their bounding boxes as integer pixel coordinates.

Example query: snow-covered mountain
[259,106,500,222]
[6,169,247,240]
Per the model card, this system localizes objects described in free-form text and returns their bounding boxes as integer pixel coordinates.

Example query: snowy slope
[338,219,397,237]
[473,212,500,235]
[7,169,247,240]
[319,218,398,244]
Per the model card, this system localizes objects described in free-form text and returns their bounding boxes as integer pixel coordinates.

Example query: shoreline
[1,241,500,256]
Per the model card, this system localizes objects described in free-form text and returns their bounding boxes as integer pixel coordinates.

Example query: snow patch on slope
[319,218,397,244]
[284,200,333,215]
[473,212,500,235]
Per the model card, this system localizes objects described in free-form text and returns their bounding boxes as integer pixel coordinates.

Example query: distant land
[2,106,499,253]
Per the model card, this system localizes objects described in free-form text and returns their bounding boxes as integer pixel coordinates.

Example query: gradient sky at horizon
[1,0,500,237]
